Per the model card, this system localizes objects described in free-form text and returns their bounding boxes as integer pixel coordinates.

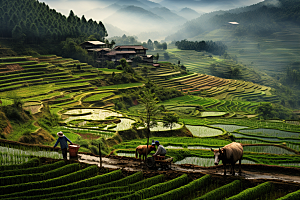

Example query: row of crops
[144,63,276,103]
[1,158,300,199]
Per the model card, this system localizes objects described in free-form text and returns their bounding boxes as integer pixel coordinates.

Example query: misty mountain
[165,0,300,41]
[149,7,187,24]
[178,7,203,20]
[138,0,162,8]
[103,5,166,33]
[105,23,129,37]
[81,3,122,20]
[114,0,150,10]
[159,0,263,11]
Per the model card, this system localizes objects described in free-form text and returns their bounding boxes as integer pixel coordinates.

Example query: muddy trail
[78,153,300,185]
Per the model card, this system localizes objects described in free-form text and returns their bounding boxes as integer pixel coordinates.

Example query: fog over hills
[39,0,264,40]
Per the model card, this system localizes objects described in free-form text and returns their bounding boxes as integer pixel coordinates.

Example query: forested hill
[0,0,107,43]
[166,0,300,41]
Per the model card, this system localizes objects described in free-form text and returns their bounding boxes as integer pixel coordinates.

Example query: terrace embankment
[77,154,300,185]
[106,125,193,146]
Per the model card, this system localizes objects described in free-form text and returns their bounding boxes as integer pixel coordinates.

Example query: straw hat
[57,131,64,137]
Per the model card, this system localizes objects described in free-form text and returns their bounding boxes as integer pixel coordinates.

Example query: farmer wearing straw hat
[54,131,73,160]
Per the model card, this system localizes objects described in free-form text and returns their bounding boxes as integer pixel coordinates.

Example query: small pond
[186,125,223,137]
[210,124,248,132]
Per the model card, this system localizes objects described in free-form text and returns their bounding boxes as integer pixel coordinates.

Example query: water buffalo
[211,142,243,175]
[135,145,156,160]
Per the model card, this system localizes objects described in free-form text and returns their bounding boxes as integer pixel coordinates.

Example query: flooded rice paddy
[175,157,256,167]
[186,125,223,137]
[240,128,300,138]
[243,145,295,154]
[210,124,249,132]
[64,109,123,123]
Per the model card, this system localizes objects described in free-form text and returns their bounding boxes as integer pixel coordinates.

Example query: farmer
[153,140,167,160]
[53,131,73,160]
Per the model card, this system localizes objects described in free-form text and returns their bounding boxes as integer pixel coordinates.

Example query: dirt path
[78,154,300,184]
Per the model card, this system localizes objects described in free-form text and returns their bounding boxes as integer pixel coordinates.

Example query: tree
[163,112,179,131]
[162,42,167,50]
[138,90,159,155]
[256,102,273,120]
[12,25,24,41]
[163,52,170,60]
[155,53,159,63]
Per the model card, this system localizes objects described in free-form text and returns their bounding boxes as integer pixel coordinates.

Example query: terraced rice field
[185,125,223,137]
[144,63,278,103]
[64,109,123,123]
[175,157,256,166]
[243,145,295,155]
[1,157,299,200]
[0,146,62,165]
[239,128,300,138]
[210,124,249,132]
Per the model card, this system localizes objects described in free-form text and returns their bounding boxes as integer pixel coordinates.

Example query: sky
[39,0,265,17]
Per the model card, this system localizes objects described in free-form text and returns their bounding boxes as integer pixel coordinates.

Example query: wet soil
[77,153,300,186]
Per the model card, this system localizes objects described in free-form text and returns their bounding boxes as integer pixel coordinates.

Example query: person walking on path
[54,131,73,160]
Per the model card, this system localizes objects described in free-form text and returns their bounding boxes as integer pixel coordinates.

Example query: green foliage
[195,180,241,200]
[0,160,65,177]
[1,169,123,199]
[49,172,143,200]
[277,188,300,200]
[120,174,189,200]
[138,89,159,141]
[162,112,179,131]
[146,174,211,200]
[175,40,227,55]
[0,165,97,195]
[226,182,272,200]
[0,157,39,171]
[0,0,106,43]
[0,163,79,186]
[109,35,140,46]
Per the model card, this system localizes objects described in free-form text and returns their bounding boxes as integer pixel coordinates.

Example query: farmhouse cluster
[80,41,154,65]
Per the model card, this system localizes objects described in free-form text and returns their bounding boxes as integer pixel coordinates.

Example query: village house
[80,41,153,65]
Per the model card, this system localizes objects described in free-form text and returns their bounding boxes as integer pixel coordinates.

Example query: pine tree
[30,23,39,43]
[12,25,24,41]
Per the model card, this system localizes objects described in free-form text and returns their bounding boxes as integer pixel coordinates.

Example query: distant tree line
[108,35,167,50]
[143,39,167,50]
[0,0,107,44]
[109,35,140,46]
[285,63,300,85]
[175,40,227,55]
